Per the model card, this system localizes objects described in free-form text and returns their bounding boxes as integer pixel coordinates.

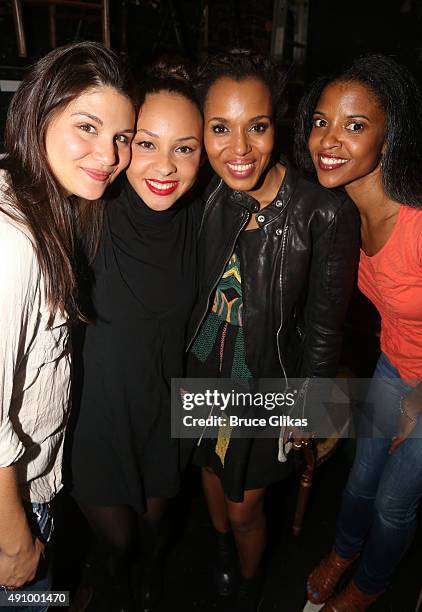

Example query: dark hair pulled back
[195,48,288,129]
[136,56,200,111]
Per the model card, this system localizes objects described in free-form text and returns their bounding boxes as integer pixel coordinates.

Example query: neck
[345,170,400,224]
[247,161,285,208]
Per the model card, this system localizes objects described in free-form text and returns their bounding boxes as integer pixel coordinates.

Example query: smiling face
[45,86,135,199]
[203,77,275,194]
[126,91,203,211]
[308,80,386,191]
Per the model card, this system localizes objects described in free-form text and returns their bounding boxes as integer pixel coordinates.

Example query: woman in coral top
[294,54,422,611]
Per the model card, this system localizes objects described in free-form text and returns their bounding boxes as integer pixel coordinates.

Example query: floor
[52,438,421,612]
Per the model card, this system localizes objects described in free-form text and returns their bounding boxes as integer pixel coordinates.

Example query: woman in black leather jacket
[186,50,360,611]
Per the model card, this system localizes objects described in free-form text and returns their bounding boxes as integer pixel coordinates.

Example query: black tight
[80,498,169,590]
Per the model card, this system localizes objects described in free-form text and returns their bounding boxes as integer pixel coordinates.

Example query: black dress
[188,230,302,503]
[71,178,201,514]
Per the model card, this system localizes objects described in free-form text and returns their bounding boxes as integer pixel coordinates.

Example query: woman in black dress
[71,64,203,611]
[186,50,360,611]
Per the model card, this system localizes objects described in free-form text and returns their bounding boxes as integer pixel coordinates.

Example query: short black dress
[188,230,301,503]
[71,178,201,514]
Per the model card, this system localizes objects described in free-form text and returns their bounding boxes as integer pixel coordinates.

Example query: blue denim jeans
[335,353,422,593]
[1,502,53,612]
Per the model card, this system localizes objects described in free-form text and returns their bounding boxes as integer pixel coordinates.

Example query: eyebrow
[71,111,103,125]
[207,114,272,124]
[136,128,200,142]
[71,111,135,133]
[314,110,370,120]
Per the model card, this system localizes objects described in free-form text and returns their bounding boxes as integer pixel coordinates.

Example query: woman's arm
[0,466,44,587]
[0,220,44,586]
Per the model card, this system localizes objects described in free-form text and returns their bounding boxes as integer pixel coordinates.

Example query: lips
[145,178,179,196]
[225,160,256,179]
[82,168,112,182]
[318,154,350,171]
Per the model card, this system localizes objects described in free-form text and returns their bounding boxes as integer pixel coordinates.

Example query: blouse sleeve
[0,218,39,466]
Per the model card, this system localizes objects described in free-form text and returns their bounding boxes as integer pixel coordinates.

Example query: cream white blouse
[0,171,71,502]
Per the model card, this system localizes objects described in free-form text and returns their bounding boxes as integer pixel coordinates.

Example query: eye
[313,118,327,128]
[346,121,364,132]
[211,123,229,134]
[115,134,130,145]
[249,122,269,133]
[175,145,195,154]
[79,123,97,134]
[136,140,155,150]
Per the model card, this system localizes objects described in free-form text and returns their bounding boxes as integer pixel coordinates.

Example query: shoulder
[399,205,422,263]
[293,168,355,213]
[0,212,38,273]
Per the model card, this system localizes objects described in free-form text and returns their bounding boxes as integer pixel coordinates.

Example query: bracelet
[400,397,418,425]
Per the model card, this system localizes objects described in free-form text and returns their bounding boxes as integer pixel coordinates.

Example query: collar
[226,158,298,226]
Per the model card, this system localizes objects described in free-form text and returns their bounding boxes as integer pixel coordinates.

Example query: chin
[315,171,344,190]
[223,174,259,193]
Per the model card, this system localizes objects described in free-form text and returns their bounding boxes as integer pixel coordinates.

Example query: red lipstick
[145,178,179,196]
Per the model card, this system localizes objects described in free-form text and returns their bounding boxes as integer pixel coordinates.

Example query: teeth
[320,156,349,166]
[146,180,178,190]
[227,162,255,172]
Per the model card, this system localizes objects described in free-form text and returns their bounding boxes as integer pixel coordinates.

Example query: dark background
[0,2,421,610]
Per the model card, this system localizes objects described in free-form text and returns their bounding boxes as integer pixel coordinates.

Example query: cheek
[204,134,224,160]
[307,131,318,156]
[181,156,201,182]
[116,146,132,169]
[128,150,151,175]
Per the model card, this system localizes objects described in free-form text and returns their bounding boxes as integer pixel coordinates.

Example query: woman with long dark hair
[185,49,360,611]
[295,54,422,611]
[71,62,203,612]
[0,42,134,611]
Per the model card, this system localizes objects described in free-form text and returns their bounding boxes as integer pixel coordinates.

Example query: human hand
[0,534,45,588]
[283,425,312,450]
[389,389,422,454]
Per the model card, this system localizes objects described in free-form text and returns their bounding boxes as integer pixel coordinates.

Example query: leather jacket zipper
[276,224,289,389]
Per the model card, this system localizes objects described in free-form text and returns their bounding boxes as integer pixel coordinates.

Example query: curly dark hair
[195,49,288,129]
[294,54,422,208]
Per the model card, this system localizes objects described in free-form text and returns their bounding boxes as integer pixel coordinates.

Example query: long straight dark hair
[1,41,134,325]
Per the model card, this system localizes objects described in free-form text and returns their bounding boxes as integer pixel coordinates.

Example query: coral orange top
[358,205,422,383]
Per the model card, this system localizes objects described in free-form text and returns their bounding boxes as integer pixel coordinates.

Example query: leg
[135,498,169,610]
[308,354,406,604]
[79,503,136,608]
[226,488,266,579]
[201,468,237,596]
[354,436,422,593]
[201,467,230,533]
[335,354,407,558]
[335,437,391,558]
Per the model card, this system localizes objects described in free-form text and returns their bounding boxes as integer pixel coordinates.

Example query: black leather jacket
[187,161,360,380]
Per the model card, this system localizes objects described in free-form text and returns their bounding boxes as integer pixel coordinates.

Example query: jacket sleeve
[300,194,360,378]
[0,219,39,466]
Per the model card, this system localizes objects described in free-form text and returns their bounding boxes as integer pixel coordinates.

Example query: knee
[374,492,418,530]
[228,504,264,534]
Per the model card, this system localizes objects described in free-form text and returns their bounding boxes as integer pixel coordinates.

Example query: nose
[93,138,117,167]
[319,125,341,149]
[154,151,177,176]
[232,129,252,156]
